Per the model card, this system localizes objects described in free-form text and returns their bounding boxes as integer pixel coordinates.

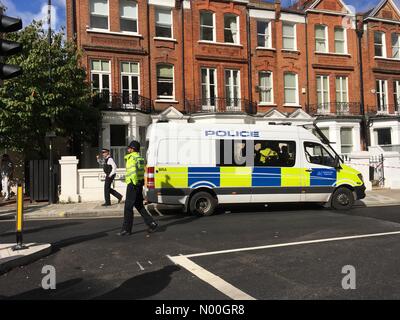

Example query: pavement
[0,243,52,275]
[0,188,399,221]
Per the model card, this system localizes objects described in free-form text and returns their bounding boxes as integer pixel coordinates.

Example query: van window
[304,142,335,167]
[254,140,296,167]
[217,140,248,167]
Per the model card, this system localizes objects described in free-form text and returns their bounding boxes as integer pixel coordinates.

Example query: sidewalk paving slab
[0,243,52,275]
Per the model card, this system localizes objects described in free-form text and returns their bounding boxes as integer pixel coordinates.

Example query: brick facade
[67,0,400,155]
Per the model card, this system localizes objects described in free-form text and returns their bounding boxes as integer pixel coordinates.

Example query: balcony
[185,98,257,115]
[93,92,153,114]
[306,102,361,117]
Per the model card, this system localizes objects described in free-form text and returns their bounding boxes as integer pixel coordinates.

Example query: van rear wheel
[331,187,354,211]
[189,192,217,216]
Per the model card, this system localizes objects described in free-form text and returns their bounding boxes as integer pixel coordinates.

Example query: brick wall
[66,0,400,117]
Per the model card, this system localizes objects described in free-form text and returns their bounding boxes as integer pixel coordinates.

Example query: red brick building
[66,0,400,167]
[360,0,400,148]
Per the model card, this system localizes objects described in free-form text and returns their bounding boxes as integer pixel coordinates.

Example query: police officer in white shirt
[97,148,123,206]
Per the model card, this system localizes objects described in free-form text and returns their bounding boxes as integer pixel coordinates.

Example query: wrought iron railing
[185,98,257,115]
[305,102,361,116]
[93,92,153,113]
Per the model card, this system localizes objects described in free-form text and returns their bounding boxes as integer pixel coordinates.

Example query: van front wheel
[189,192,217,216]
[331,187,354,211]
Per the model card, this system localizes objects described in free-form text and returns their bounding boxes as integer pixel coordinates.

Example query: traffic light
[0,14,23,80]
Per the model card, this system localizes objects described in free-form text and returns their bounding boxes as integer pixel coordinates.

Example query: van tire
[189,192,217,216]
[331,187,354,211]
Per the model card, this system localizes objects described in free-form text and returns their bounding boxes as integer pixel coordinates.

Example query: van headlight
[357,173,364,183]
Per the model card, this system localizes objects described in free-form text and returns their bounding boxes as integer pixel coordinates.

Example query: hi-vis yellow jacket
[125,152,145,185]
[259,148,278,164]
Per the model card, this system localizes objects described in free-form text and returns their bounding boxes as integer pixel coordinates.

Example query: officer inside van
[254,142,279,166]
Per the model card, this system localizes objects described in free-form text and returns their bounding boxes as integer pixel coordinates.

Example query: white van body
[144,123,365,215]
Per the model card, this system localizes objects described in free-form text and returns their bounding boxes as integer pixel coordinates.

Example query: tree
[0,21,101,158]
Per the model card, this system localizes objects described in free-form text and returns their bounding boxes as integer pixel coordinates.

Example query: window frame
[340,127,353,154]
[283,72,299,106]
[120,61,140,105]
[156,64,175,101]
[200,10,216,42]
[119,0,138,34]
[258,71,274,104]
[201,67,218,110]
[155,7,173,39]
[317,75,330,113]
[392,33,400,59]
[282,22,297,51]
[315,24,328,53]
[334,26,347,54]
[374,31,387,58]
[257,20,272,49]
[224,13,240,44]
[336,76,349,104]
[376,79,388,113]
[224,69,241,110]
[91,59,112,101]
[89,0,109,30]
[394,80,400,112]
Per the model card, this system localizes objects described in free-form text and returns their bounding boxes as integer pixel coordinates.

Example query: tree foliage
[0,22,101,158]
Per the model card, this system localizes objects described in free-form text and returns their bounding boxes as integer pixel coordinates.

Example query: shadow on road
[132,215,201,235]
[94,265,180,300]
[52,227,120,251]
[0,222,83,237]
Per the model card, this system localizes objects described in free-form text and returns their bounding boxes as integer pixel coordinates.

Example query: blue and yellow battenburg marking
[155,166,345,189]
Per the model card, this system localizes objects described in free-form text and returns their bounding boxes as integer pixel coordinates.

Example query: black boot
[147,222,158,233]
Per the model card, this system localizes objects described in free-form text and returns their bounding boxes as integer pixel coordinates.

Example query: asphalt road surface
[1,203,400,300]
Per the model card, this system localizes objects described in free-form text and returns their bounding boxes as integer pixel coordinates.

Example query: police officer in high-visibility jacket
[117,140,158,236]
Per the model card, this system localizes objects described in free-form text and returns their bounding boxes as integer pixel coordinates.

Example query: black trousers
[104,174,122,205]
[123,182,155,232]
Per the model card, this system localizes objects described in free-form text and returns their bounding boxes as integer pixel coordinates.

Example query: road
[1,203,400,300]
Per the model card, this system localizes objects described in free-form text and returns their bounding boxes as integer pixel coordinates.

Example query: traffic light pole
[47,0,55,204]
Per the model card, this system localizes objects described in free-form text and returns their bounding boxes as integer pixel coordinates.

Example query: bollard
[13,184,27,251]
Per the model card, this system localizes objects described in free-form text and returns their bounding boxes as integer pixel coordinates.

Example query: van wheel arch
[186,188,218,216]
[330,185,355,210]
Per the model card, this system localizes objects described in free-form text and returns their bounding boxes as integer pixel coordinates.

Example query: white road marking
[148,260,152,265]
[168,255,256,300]
[136,261,145,271]
[180,230,400,258]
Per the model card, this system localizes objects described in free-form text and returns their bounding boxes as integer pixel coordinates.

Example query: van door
[302,141,337,202]
[217,139,252,204]
[251,139,302,203]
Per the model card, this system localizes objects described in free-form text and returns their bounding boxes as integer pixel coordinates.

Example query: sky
[1,0,400,32]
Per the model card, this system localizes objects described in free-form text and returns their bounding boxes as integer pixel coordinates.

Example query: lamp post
[46,0,55,204]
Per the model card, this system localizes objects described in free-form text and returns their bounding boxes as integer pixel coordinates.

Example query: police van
[144,122,366,216]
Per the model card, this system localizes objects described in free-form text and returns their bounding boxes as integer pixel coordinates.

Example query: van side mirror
[333,155,341,169]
